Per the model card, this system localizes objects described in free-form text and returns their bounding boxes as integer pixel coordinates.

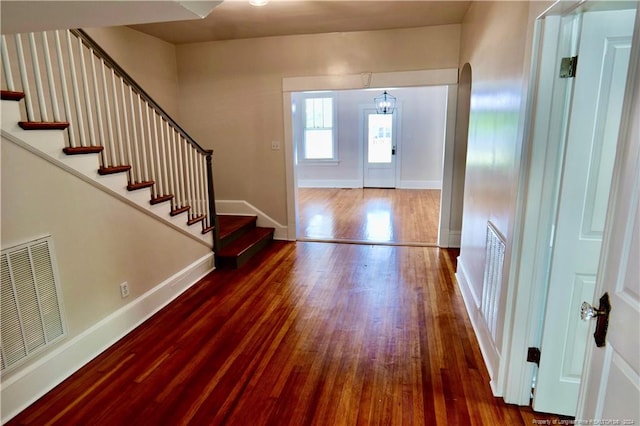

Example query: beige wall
[1,138,210,375]
[175,25,461,224]
[84,26,181,118]
[457,1,531,307]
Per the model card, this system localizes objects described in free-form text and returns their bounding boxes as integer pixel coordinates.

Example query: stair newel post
[206,151,220,252]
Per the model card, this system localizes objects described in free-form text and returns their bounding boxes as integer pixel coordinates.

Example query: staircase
[216,215,275,268]
[1,29,273,268]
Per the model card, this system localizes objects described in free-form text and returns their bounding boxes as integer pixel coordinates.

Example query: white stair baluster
[41,32,60,122]
[162,120,176,210]
[144,103,157,197]
[136,94,149,183]
[110,69,125,166]
[65,31,87,147]
[189,146,198,217]
[1,35,16,91]
[77,39,96,146]
[170,130,183,209]
[100,59,116,165]
[120,80,134,182]
[127,87,142,184]
[14,34,35,121]
[183,143,193,217]
[197,154,206,227]
[158,118,168,197]
[53,31,76,148]
[89,49,106,156]
[151,112,164,196]
[201,155,211,229]
[177,136,187,210]
[28,33,49,122]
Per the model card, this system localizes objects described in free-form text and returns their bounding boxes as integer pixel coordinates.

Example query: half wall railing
[1,29,219,250]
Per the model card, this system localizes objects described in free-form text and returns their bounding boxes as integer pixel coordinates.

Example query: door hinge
[560,56,578,78]
[527,347,541,366]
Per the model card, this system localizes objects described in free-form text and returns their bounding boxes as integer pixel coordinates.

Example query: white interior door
[577,23,640,419]
[363,111,396,188]
[534,8,635,416]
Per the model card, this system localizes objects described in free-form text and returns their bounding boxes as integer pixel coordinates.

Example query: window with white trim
[302,96,336,160]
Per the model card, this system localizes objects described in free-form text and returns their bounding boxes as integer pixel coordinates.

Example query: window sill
[300,160,340,166]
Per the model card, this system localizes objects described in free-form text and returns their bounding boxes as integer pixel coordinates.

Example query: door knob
[580,301,604,320]
[580,293,611,347]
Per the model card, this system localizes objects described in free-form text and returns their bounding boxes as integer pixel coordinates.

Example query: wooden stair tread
[187,214,205,225]
[127,181,154,191]
[217,215,257,240]
[19,121,69,130]
[64,146,104,155]
[98,165,131,175]
[170,205,190,216]
[1,90,26,101]
[217,227,274,258]
[150,194,174,205]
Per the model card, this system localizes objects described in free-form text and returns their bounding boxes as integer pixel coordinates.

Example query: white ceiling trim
[282,68,459,92]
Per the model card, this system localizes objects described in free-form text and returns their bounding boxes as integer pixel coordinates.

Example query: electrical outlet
[119,281,129,299]
[271,141,281,151]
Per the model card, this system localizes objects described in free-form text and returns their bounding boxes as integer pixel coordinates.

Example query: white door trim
[501,0,639,406]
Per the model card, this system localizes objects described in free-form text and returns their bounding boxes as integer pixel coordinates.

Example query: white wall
[294,86,447,189]
[455,0,533,391]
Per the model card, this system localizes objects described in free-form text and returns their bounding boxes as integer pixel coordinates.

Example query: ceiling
[0,1,222,35]
[129,1,472,44]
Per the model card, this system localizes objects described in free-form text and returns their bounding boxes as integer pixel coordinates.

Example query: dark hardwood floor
[297,188,440,245]
[8,242,561,425]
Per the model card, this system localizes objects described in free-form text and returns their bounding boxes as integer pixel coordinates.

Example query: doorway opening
[292,86,447,246]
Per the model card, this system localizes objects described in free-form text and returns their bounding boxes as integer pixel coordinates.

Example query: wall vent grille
[1,236,66,372]
[481,222,506,342]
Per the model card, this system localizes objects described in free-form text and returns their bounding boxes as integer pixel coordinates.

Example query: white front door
[363,111,396,188]
[577,21,640,419]
[534,8,635,416]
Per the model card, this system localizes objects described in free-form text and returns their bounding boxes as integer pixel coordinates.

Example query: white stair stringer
[1,100,212,248]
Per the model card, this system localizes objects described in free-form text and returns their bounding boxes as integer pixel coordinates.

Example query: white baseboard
[297,179,442,189]
[439,229,461,248]
[455,256,502,396]
[0,253,214,424]
[297,179,362,188]
[397,180,442,189]
[215,200,289,240]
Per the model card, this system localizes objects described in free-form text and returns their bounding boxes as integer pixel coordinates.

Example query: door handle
[580,293,611,347]
[392,146,396,155]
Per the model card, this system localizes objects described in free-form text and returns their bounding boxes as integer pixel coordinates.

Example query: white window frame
[298,92,338,163]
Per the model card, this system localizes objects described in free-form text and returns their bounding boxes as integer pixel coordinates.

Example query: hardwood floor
[8,242,562,425]
[297,188,440,245]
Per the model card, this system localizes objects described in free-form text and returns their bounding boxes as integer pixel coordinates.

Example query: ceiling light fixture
[374,91,396,115]
[249,0,269,6]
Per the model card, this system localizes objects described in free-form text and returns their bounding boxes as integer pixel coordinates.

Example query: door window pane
[368,114,393,163]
